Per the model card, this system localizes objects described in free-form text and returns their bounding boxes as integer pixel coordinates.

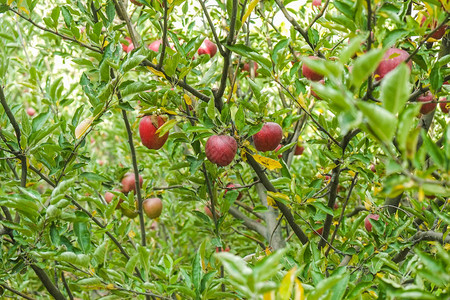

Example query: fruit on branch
[294,144,304,155]
[242,62,258,76]
[215,246,230,252]
[121,173,143,193]
[418,92,436,114]
[197,39,217,57]
[370,164,376,173]
[439,97,449,113]
[364,213,380,232]
[374,48,412,81]
[421,16,447,40]
[130,0,143,6]
[205,135,237,166]
[122,37,133,53]
[253,122,283,152]
[104,192,115,204]
[302,56,324,81]
[139,115,170,150]
[148,40,163,52]
[312,0,322,7]
[143,198,163,219]
[225,183,243,200]
[274,144,283,158]
[26,107,36,116]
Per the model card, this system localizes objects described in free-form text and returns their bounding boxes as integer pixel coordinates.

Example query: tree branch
[30,264,66,300]
[228,207,267,237]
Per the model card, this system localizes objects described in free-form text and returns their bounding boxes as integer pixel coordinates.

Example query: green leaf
[253,249,286,282]
[207,97,216,120]
[308,274,349,300]
[225,44,272,69]
[192,249,202,293]
[80,172,109,181]
[155,118,177,137]
[272,39,289,66]
[340,35,365,64]
[380,63,411,114]
[60,6,72,28]
[235,105,245,132]
[421,131,445,168]
[358,101,397,142]
[120,81,156,98]
[350,49,385,89]
[121,55,146,73]
[215,252,251,285]
[73,217,91,253]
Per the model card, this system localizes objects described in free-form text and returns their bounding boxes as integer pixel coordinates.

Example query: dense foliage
[0,0,449,299]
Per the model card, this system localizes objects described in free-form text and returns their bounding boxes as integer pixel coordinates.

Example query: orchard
[0,0,449,299]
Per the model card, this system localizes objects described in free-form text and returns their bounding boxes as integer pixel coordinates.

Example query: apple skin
[205,135,237,167]
[105,192,115,204]
[242,62,258,76]
[364,214,380,232]
[418,92,436,115]
[225,183,243,201]
[204,205,214,218]
[139,115,169,150]
[274,144,283,158]
[130,0,143,6]
[294,144,304,156]
[122,37,132,53]
[421,16,447,40]
[197,39,217,57]
[26,107,36,116]
[253,122,283,152]
[148,40,163,52]
[143,198,163,219]
[312,0,322,7]
[370,164,376,173]
[439,98,449,113]
[374,48,412,81]
[121,173,143,193]
[302,56,323,81]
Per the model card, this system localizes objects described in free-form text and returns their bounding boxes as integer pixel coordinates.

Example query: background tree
[0,0,449,299]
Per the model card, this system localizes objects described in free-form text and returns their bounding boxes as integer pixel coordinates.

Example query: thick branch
[228,207,267,237]
[30,264,66,300]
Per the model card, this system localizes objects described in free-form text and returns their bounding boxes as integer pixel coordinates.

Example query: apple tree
[0,0,449,299]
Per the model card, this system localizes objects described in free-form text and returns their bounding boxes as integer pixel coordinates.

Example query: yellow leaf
[128,230,136,238]
[92,210,97,217]
[160,107,178,115]
[147,67,166,79]
[294,278,305,300]
[7,0,14,5]
[241,0,259,25]
[18,5,30,15]
[263,291,274,300]
[267,196,277,208]
[297,93,308,111]
[183,94,192,105]
[418,188,424,202]
[106,283,115,290]
[252,154,282,170]
[348,170,355,177]
[279,267,296,299]
[102,40,109,48]
[267,191,290,203]
[265,247,271,256]
[75,117,94,139]
[364,200,372,211]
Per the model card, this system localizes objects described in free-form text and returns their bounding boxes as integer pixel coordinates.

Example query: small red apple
[130,0,143,6]
[274,144,283,158]
[121,173,143,193]
[364,213,380,232]
[242,62,258,76]
[143,198,163,219]
[205,135,237,167]
[139,115,170,150]
[324,175,331,182]
[104,191,115,204]
[148,40,163,52]
[421,16,447,40]
[225,183,243,201]
[312,0,322,7]
[294,144,304,155]
[122,37,132,53]
[215,246,230,252]
[204,205,214,218]
[26,107,36,116]
[197,39,217,58]
[374,48,412,81]
[439,98,449,113]
[253,122,283,152]
[370,164,376,173]
[418,92,436,115]
[302,56,324,81]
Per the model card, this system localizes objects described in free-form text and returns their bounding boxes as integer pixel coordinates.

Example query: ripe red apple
[312,0,322,7]
[122,37,132,53]
[26,107,36,116]
[143,198,163,219]
[197,39,217,57]
[204,205,214,218]
[225,183,243,201]
[130,0,143,6]
[439,98,449,113]
[370,164,376,173]
[374,48,412,81]
[139,115,170,150]
[215,246,230,252]
[253,122,283,152]
[148,40,163,52]
[418,92,436,114]
[274,144,283,158]
[105,192,114,204]
[294,144,304,155]
[242,62,258,76]
[121,173,143,193]
[302,56,324,81]
[205,135,237,166]
[364,213,380,232]
[421,16,447,40]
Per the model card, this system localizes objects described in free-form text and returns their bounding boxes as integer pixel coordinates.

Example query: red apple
[130,0,143,6]
[294,144,304,155]
[225,183,243,201]
[312,0,322,7]
[364,213,380,232]
[205,135,237,166]
[143,198,163,219]
[126,43,134,53]
[418,92,436,115]
[204,205,213,218]
[197,39,217,58]
[302,56,324,81]
[253,122,283,152]
[104,191,115,204]
[122,37,132,53]
[139,115,170,150]
[439,98,449,113]
[121,173,143,193]
[421,16,447,40]
[148,40,163,52]
[311,79,324,99]
[242,62,258,76]
[215,246,230,252]
[316,227,323,235]
[370,164,376,173]
[274,144,283,158]
[374,48,412,81]
[26,107,36,116]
